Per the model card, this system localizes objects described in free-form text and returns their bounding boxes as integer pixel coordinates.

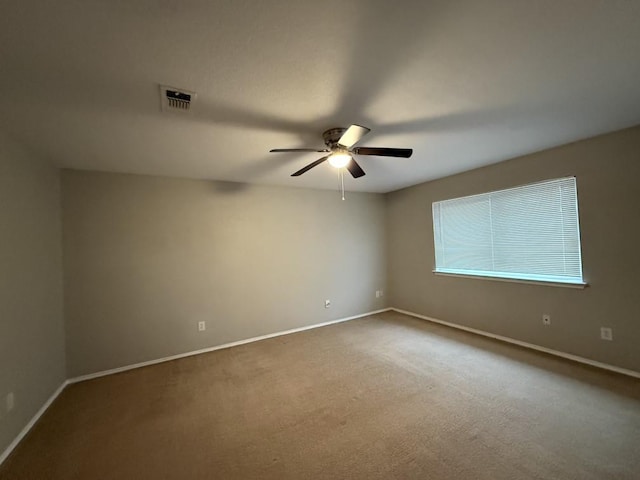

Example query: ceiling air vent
[160,85,196,112]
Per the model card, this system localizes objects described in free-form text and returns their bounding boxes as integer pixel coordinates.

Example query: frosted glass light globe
[328,153,351,168]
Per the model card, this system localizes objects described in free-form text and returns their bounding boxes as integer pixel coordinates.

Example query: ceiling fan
[269,124,413,178]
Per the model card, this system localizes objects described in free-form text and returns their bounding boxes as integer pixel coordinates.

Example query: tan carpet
[2,311,639,479]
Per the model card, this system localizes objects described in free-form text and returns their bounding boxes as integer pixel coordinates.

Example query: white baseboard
[5,305,634,469]
[68,308,392,384]
[0,380,68,467]
[1,308,391,467]
[392,308,640,379]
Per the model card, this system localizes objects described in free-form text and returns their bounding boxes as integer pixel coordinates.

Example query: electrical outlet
[198,321,206,332]
[6,392,14,413]
[375,290,380,298]
[600,327,613,341]
[542,314,551,326]
[325,299,331,308]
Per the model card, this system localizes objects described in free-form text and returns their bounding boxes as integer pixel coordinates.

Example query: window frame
[431,177,587,288]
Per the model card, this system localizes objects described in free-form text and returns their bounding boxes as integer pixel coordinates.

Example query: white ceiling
[2,0,640,193]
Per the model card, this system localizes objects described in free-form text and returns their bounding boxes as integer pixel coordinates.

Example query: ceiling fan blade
[346,157,366,178]
[270,148,329,153]
[291,156,329,176]
[353,147,413,158]
[337,124,371,148]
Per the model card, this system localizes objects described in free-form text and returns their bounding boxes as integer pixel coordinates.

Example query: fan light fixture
[328,153,351,168]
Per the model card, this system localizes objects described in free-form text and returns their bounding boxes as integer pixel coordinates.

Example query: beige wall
[62,171,387,377]
[387,126,640,372]
[0,134,65,454]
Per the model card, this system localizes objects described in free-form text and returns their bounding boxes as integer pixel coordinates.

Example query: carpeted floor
[1,311,639,479]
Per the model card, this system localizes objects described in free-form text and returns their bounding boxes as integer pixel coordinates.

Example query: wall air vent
[160,85,196,112]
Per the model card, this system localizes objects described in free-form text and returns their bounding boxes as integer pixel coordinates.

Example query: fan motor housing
[323,128,349,148]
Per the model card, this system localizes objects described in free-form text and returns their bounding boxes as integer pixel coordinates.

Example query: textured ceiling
[2,0,640,192]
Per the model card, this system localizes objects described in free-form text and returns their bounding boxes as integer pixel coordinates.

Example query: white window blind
[432,177,585,285]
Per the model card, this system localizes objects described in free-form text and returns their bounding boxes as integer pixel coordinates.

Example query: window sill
[432,270,588,289]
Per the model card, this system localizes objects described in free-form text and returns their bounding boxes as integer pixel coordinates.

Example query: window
[432,177,585,286]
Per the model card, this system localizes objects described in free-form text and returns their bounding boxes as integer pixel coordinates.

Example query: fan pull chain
[340,168,345,200]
